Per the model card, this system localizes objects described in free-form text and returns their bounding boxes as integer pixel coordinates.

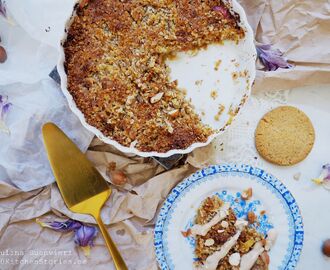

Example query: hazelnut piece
[0,46,7,63]
[322,239,330,257]
[241,188,253,200]
[247,211,257,224]
[110,170,128,186]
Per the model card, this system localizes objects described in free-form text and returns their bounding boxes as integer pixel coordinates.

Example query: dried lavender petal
[37,219,82,232]
[256,44,293,71]
[322,164,330,180]
[312,164,330,191]
[2,102,11,113]
[0,95,11,116]
[74,224,98,247]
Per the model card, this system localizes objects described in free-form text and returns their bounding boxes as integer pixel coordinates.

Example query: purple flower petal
[212,5,230,19]
[37,219,82,232]
[0,0,7,18]
[2,102,11,114]
[74,224,98,247]
[322,164,330,180]
[0,94,11,133]
[0,94,10,109]
[256,44,293,71]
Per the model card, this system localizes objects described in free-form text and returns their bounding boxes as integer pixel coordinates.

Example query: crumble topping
[184,196,274,270]
[64,0,245,152]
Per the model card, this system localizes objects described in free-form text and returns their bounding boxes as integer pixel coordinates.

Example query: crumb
[241,188,253,200]
[214,59,222,71]
[181,229,191,237]
[232,72,239,80]
[108,161,117,171]
[214,104,225,121]
[260,210,266,216]
[195,80,203,86]
[293,172,301,181]
[210,90,218,100]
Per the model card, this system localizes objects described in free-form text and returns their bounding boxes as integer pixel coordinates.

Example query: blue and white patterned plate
[154,164,304,270]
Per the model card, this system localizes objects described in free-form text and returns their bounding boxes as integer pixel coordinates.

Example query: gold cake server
[42,123,128,270]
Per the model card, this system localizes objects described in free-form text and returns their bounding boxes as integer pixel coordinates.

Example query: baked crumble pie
[183,196,277,270]
[64,0,245,152]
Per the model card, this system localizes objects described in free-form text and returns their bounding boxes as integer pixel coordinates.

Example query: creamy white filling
[265,228,277,251]
[234,219,249,231]
[203,231,241,270]
[239,241,264,270]
[193,203,274,270]
[229,252,241,266]
[191,203,230,236]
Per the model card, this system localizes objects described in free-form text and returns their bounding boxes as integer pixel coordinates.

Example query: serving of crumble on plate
[184,195,277,270]
[58,0,256,157]
[154,164,304,269]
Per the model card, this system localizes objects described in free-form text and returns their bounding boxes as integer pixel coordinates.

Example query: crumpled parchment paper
[238,0,330,92]
[0,0,330,269]
[0,79,93,191]
[0,142,207,270]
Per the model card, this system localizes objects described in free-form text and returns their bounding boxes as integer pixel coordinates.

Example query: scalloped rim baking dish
[57,0,256,158]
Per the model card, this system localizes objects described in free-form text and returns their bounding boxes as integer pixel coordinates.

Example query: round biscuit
[255,106,315,166]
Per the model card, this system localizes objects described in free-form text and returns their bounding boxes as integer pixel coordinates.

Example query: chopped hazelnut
[168,109,179,118]
[181,229,191,238]
[0,46,7,63]
[241,188,253,200]
[247,211,257,224]
[110,170,128,185]
[322,239,330,257]
[150,92,164,104]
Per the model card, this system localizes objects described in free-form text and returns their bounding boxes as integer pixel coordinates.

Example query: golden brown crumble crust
[64,0,245,152]
[194,196,268,270]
